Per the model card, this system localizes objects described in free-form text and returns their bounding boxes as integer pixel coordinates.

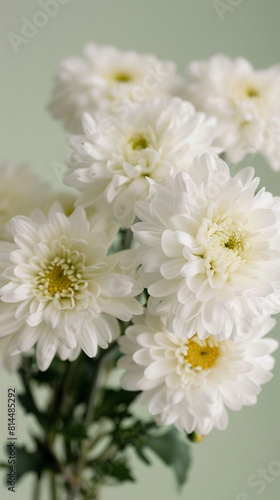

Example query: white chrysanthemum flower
[185,54,280,170]
[119,311,278,435]
[133,154,280,340]
[0,204,142,370]
[65,97,219,227]
[0,161,51,240]
[48,43,183,133]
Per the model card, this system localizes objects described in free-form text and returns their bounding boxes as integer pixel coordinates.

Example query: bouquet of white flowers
[1,44,280,500]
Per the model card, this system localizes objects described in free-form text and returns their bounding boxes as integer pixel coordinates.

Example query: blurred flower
[65,97,219,227]
[133,154,280,340]
[48,43,183,133]
[0,161,51,241]
[185,54,280,170]
[119,311,278,435]
[0,204,142,370]
[0,335,22,372]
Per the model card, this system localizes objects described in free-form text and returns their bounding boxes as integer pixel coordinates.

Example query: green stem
[18,366,47,430]
[33,474,41,500]
[96,442,119,463]
[57,357,84,422]
[67,484,80,500]
[50,360,71,418]
[85,424,107,453]
[64,438,72,465]
[84,358,103,427]
[124,227,134,249]
[50,472,58,500]
[84,345,116,427]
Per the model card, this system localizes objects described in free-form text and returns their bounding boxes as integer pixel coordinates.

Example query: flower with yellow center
[65,97,220,227]
[0,204,143,370]
[48,43,182,133]
[185,54,280,169]
[133,154,280,340]
[119,311,278,435]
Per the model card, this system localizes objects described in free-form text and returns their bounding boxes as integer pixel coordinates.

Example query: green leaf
[15,446,46,481]
[17,393,50,430]
[135,427,191,488]
[110,420,156,456]
[14,438,60,482]
[17,393,35,414]
[109,460,134,482]
[94,389,140,421]
[104,459,135,483]
[92,458,135,484]
[17,393,45,417]
[59,423,88,440]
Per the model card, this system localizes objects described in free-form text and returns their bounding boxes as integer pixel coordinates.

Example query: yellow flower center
[44,265,73,296]
[234,81,260,101]
[129,134,149,150]
[213,219,249,258]
[113,71,132,83]
[224,232,244,253]
[185,338,220,370]
[246,87,259,98]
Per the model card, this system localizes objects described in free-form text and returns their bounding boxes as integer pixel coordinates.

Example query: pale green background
[1,1,280,499]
